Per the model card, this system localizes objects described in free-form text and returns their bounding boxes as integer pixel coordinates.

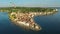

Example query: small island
[0,7,58,31]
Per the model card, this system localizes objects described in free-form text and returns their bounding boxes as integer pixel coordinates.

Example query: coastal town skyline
[0,0,60,7]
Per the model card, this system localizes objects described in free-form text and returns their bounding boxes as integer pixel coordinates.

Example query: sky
[0,0,60,7]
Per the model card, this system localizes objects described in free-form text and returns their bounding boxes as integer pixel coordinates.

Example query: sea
[0,8,60,34]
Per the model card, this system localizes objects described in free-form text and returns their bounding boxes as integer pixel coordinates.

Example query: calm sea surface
[0,8,60,34]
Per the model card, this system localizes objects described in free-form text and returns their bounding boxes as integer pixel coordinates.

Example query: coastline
[0,6,58,31]
[8,9,57,31]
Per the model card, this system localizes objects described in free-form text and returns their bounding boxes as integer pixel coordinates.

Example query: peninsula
[0,7,58,31]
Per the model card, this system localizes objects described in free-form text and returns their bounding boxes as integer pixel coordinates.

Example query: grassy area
[0,7,56,13]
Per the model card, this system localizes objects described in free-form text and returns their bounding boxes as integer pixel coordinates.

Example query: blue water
[0,8,60,34]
